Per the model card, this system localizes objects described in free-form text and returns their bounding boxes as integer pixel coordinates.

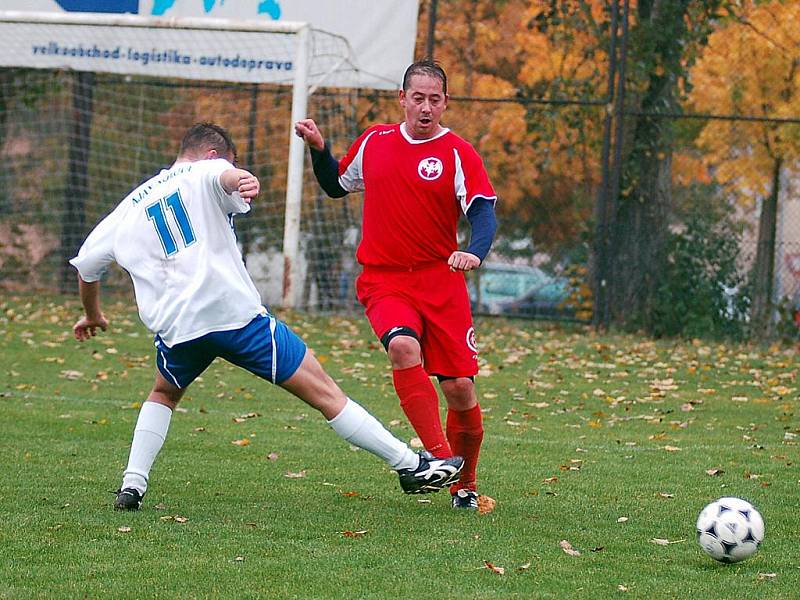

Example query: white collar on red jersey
[399,122,451,144]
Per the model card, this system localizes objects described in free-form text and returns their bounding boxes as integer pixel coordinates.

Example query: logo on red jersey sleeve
[418,157,444,181]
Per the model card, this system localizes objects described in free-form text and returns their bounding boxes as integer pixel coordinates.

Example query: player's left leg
[220,314,464,493]
[280,350,463,494]
[440,377,483,510]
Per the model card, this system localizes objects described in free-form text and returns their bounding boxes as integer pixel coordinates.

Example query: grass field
[1,295,798,599]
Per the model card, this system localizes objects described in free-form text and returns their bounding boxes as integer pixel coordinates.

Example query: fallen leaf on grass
[267,452,279,461]
[543,477,559,484]
[284,470,306,478]
[517,562,531,572]
[662,445,681,452]
[231,438,251,447]
[650,538,685,546]
[705,469,724,476]
[658,492,675,499]
[477,495,496,515]
[340,530,368,537]
[233,412,260,423]
[483,560,505,574]
[160,515,188,523]
[559,540,581,556]
[618,585,629,592]
[234,556,245,562]
[59,370,83,380]
[757,573,777,581]
[617,517,628,523]
[117,526,131,533]
[409,437,424,449]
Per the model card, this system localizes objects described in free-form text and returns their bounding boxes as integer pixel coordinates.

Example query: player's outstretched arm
[294,118,325,151]
[73,276,109,341]
[220,168,260,201]
[295,119,349,198]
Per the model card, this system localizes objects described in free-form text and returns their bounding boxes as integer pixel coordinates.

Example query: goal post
[0,10,360,309]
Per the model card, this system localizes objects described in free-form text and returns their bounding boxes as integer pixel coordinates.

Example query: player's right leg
[356,269,454,459]
[386,334,454,459]
[115,336,212,511]
[115,372,185,510]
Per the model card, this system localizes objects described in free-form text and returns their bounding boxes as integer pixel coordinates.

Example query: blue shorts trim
[154,314,307,389]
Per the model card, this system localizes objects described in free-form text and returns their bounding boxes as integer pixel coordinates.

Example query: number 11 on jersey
[146,190,196,257]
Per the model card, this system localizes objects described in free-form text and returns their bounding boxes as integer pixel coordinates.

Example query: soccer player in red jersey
[295,60,498,510]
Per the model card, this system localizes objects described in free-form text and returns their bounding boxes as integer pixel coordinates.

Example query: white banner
[0,0,419,89]
[0,20,301,85]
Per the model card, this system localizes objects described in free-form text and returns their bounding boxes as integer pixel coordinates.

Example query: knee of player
[440,377,476,403]
[385,335,421,367]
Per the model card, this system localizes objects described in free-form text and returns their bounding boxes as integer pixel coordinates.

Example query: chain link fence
[2,3,798,337]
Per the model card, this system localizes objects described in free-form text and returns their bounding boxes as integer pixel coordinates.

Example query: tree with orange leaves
[689,0,800,334]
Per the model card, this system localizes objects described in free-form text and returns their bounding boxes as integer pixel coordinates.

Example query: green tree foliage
[651,186,748,339]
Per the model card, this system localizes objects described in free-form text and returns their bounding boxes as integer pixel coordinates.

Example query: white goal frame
[0,10,326,308]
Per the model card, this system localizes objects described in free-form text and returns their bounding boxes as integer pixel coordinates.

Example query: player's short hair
[178,122,237,161]
[402,59,447,95]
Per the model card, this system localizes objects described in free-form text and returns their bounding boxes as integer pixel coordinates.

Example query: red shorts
[356,263,478,377]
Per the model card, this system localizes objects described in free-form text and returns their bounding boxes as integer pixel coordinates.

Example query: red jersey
[338,123,496,269]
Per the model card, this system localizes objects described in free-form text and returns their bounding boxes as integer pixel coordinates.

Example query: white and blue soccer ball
[696,497,765,563]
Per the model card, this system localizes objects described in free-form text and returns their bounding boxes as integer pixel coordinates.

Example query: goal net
[0,12,365,312]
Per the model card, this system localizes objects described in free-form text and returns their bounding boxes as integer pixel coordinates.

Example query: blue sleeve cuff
[310,143,348,198]
[465,197,497,263]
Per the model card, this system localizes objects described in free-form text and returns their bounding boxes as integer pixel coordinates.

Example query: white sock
[327,398,419,471]
[121,401,173,494]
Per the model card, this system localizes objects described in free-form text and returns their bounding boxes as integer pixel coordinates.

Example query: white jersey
[70,158,265,347]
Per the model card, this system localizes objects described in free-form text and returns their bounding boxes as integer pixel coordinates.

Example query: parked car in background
[470,262,576,319]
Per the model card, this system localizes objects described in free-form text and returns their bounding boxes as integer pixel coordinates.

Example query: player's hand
[73,314,109,341]
[237,174,260,201]
[448,251,481,272]
[294,119,325,152]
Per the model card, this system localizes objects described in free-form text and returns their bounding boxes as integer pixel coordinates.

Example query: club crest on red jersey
[418,157,443,181]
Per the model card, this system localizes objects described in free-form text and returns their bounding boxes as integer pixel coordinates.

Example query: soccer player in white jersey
[69,122,463,511]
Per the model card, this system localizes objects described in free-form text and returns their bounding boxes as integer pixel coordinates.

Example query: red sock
[393,365,452,458]
[446,403,483,492]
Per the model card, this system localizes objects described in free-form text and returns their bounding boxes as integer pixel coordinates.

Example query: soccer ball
[696,497,765,563]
